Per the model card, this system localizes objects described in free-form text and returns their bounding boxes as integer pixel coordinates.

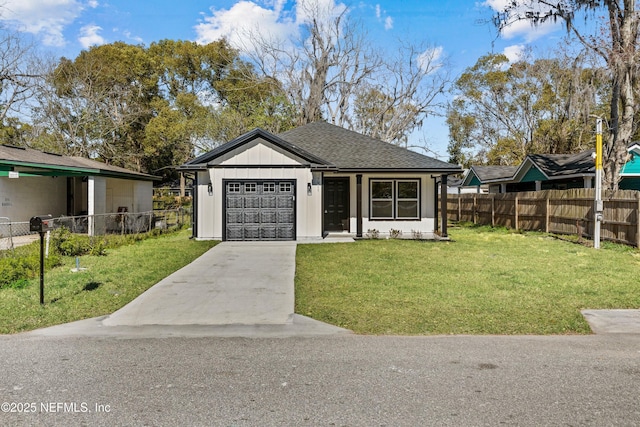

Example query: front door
[324,177,350,232]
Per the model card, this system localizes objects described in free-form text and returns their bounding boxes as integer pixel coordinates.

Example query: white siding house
[0,144,158,234]
[180,122,461,241]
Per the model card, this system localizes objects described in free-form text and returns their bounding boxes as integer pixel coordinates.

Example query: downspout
[440,174,449,238]
[432,176,439,234]
[191,173,198,239]
[356,174,363,238]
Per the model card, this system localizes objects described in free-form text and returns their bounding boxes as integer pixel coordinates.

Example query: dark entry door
[324,178,349,232]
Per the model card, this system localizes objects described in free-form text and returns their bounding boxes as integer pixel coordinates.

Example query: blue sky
[0,0,568,159]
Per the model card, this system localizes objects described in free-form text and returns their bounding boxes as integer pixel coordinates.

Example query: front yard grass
[0,229,217,334]
[295,225,640,335]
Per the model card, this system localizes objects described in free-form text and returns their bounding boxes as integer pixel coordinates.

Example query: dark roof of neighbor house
[0,144,159,180]
[181,122,461,173]
[525,150,595,178]
[468,165,519,182]
[278,122,459,171]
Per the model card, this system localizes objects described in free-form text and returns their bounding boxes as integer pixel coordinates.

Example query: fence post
[491,195,495,227]
[637,192,640,249]
[473,194,477,224]
[458,195,462,222]
[514,195,519,230]
[545,193,550,233]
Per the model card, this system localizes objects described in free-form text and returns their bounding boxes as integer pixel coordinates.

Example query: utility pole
[594,117,603,249]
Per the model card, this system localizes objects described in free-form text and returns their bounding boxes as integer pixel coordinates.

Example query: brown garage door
[224,180,296,241]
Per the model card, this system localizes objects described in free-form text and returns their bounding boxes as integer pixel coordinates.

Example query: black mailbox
[30,215,53,232]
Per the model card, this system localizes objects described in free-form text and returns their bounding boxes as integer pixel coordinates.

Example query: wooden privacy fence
[447,189,640,247]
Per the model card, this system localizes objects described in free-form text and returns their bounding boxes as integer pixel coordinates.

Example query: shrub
[50,227,89,256]
[0,251,61,289]
[365,229,380,239]
[389,229,402,239]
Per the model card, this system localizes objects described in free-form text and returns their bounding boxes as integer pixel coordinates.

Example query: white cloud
[195,1,297,47]
[123,30,143,44]
[418,46,444,73]
[78,24,104,48]
[195,0,347,48]
[503,44,525,63]
[482,0,562,43]
[384,16,393,30]
[0,0,89,46]
[373,3,392,31]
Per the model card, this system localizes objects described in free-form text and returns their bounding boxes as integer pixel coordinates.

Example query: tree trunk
[603,0,638,190]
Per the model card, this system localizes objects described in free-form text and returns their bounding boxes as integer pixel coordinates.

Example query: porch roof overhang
[0,161,160,180]
[0,145,160,181]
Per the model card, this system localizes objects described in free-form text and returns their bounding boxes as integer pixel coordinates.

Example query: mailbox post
[30,215,52,305]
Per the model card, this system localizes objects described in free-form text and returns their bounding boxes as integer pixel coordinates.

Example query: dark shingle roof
[526,150,595,177]
[470,165,518,182]
[182,128,331,169]
[181,122,460,172]
[0,144,158,180]
[278,122,459,171]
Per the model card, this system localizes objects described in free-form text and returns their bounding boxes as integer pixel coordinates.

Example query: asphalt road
[1,334,640,426]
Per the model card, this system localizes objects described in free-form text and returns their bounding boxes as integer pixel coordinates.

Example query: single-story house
[619,142,640,190]
[179,122,462,241]
[0,144,159,234]
[461,165,519,193]
[460,151,596,193]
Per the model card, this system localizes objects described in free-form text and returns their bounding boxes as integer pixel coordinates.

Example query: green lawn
[295,225,640,335]
[0,229,217,334]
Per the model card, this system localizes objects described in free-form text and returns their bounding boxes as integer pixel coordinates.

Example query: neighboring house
[179,122,462,241]
[619,143,640,190]
[461,151,596,193]
[444,176,481,194]
[461,165,519,193]
[0,144,159,234]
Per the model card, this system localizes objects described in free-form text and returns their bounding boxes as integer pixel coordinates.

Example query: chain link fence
[0,208,191,251]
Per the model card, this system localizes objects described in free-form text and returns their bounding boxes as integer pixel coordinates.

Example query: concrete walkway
[27,241,350,338]
[581,309,640,334]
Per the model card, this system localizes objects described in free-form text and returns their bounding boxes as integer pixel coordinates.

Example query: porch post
[356,174,363,238]
[87,176,95,236]
[440,175,448,238]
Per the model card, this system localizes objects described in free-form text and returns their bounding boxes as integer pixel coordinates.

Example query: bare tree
[354,43,449,145]
[494,0,640,190]
[0,28,40,126]
[243,0,449,145]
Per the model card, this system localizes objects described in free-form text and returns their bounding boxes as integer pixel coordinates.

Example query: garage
[224,179,296,241]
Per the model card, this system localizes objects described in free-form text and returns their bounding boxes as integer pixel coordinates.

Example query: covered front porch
[319,172,451,239]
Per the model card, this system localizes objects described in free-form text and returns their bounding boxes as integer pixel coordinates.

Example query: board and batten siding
[196,168,321,240]
[195,138,323,240]
[214,138,307,166]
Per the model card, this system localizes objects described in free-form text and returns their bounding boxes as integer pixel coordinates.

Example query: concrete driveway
[103,242,297,326]
[14,241,347,338]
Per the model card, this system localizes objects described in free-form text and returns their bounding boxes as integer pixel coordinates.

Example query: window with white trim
[370,179,420,220]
